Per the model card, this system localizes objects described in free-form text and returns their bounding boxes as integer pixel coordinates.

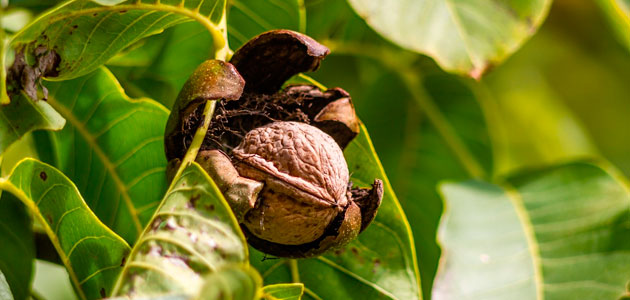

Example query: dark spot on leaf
[151,217,163,231]
[373,258,381,273]
[333,248,345,256]
[45,213,53,224]
[207,204,214,211]
[349,247,365,264]
[120,257,126,267]
[119,10,127,13]
[190,194,201,207]
[100,288,106,298]
[93,13,98,17]
[39,171,47,181]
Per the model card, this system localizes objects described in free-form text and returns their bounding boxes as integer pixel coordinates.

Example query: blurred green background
[3,0,630,299]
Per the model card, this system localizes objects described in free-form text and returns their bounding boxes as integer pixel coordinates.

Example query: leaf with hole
[434,162,630,299]
[33,67,169,243]
[5,0,228,102]
[0,158,130,300]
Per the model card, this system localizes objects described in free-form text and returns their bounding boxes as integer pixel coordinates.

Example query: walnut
[233,121,349,245]
[165,30,382,258]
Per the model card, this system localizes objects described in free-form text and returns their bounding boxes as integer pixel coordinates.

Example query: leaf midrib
[47,96,144,235]
[0,178,88,300]
[442,0,476,70]
[503,183,544,300]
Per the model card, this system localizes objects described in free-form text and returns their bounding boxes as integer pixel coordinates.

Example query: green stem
[112,99,217,296]
[213,4,232,61]
[168,100,217,191]
[288,259,300,283]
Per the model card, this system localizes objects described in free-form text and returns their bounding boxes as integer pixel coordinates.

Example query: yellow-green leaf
[34,67,169,243]
[0,158,130,300]
[347,0,552,78]
[112,162,248,297]
[435,161,630,299]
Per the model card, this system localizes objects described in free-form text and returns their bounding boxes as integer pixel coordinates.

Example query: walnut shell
[165,30,384,258]
[233,121,349,245]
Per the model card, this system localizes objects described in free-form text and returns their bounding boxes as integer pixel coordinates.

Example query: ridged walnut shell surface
[232,121,350,245]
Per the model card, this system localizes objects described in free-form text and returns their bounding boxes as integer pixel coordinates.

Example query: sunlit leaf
[251,125,421,300]
[33,67,169,243]
[0,158,130,300]
[198,265,261,300]
[347,0,552,78]
[112,162,249,298]
[434,161,630,299]
[10,0,227,82]
[0,192,34,300]
[262,283,303,300]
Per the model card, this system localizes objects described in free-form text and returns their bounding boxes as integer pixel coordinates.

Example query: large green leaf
[596,0,630,51]
[112,162,249,297]
[346,0,552,77]
[9,0,227,83]
[34,67,169,243]
[109,265,262,300]
[250,125,421,300]
[435,162,630,299]
[0,192,34,300]
[0,93,65,155]
[0,158,130,300]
